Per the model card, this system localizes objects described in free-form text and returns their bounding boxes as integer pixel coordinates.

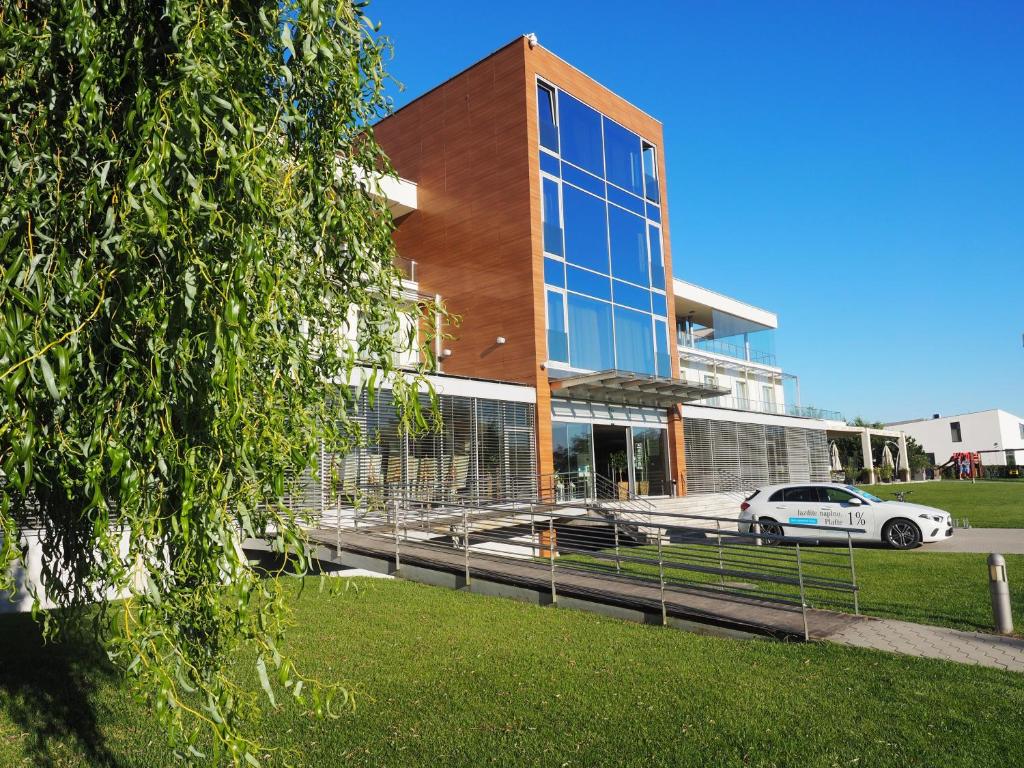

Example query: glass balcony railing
[393,255,417,283]
[677,334,777,367]
[696,394,842,421]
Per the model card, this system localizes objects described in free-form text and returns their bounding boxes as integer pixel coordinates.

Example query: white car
[737,483,953,549]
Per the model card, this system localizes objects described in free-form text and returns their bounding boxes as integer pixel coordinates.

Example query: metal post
[335,488,342,560]
[847,531,859,615]
[988,553,1013,634]
[613,520,621,574]
[463,506,471,587]
[530,505,536,557]
[548,514,557,606]
[657,533,667,626]
[393,500,401,576]
[752,518,762,547]
[716,519,725,587]
[795,542,809,641]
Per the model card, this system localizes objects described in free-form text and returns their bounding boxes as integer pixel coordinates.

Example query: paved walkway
[915,527,1024,555]
[826,616,1024,672]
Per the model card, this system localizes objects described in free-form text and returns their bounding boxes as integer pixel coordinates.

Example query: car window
[769,489,785,502]
[783,486,820,503]
[821,487,856,503]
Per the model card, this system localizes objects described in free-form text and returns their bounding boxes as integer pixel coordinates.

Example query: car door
[818,486,871,540]
[781,486,823,536]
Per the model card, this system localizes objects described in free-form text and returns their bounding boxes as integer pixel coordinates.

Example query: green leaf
[39,356,59,400]
[256,656,276,707]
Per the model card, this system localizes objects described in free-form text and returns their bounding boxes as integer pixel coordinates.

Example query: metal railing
[678,336,777,368]
[311,486,861,641]
[693,395,843,422]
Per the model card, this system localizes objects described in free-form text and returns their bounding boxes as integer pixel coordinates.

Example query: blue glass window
[614,306,655,374]
[648,225,665,290]
[651,291,668,318]
[542,178,563,257]
[607,184,644,216]
[561,162,604,197]
[538,83,558,153]
[608,205,648,285]
[567,265,611,301]
[646,202,661,223]
[603,118,643,196]
[568,294,614,371]
[654,319,670,377]
[540,152,560,176]
[544,257,564,288]
[642,143,659,203]
[562,185,609,274]
[547,290,568,362]
[613,280,650,312]
[558,91,603,177]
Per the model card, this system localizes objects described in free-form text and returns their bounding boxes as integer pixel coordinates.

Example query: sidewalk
[913,527,1024,555]
[825,616,1024,672]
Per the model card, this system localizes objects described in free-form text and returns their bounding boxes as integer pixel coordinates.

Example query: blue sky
[373,0,1024,423]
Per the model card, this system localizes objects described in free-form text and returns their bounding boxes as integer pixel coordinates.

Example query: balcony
[677,334,777,368]
[393,255,417,284]
[695,394,843,422]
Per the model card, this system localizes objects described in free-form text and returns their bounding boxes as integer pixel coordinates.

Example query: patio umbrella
[881,444,895,469]
[829,441,843,472]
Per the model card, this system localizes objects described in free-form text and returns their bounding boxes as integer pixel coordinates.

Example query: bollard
[988,553,1013,635]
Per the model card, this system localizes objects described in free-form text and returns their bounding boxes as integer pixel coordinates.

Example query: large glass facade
[538,78,669,378]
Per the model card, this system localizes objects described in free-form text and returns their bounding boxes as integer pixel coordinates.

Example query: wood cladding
[374,40,538,387]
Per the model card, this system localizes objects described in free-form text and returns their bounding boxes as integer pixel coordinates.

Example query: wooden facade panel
[376,40,540,387]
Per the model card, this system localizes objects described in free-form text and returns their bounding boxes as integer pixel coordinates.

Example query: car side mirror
[847,497,864,506]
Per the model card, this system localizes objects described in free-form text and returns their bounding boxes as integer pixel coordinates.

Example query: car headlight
[918,513,944,522]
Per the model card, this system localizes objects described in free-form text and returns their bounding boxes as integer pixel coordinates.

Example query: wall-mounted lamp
[442,348,452,358]
[495,336,506,345]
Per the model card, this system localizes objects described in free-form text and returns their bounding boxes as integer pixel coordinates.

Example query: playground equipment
[935,451,985,480]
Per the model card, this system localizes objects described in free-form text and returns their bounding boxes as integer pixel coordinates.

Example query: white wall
[894,410,1024,467]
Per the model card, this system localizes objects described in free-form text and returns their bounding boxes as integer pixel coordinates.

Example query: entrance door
[632,427,669,496]
[592,424,630,498]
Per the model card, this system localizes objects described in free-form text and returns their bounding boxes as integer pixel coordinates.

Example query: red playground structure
[936,451,985,479]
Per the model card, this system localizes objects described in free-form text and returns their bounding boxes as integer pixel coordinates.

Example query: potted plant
[608,450,628,499]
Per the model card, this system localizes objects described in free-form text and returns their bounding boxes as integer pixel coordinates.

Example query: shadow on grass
[0,612,124,767]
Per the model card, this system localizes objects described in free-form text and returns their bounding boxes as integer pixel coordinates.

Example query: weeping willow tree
[0,1,434,763]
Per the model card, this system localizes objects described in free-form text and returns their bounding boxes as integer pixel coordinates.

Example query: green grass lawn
[862,480,1024,528]
[1,578,1023,768]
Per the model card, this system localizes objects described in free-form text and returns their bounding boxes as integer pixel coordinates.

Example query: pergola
[825,423,909,483]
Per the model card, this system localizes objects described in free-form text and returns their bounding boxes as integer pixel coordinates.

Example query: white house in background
[887,409,1024,467]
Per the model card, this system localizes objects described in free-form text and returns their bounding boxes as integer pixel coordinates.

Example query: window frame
[536,79,559,155]
[950,421,962,443]
[540,172,564,259]
[641,141,660,203]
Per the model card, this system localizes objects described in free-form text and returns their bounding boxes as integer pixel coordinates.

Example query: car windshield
[844,485,883,503]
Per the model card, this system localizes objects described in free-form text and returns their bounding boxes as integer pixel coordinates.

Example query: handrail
[314,483,862,640]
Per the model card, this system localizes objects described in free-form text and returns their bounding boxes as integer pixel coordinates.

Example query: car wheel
[882,518,921,550]
[757,518,785,546]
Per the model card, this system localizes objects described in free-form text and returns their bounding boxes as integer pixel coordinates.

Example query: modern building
[340,35,843,501]
[887,410,1024,468]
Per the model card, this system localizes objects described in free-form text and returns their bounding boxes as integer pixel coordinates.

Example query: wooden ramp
[305,529,862,642]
